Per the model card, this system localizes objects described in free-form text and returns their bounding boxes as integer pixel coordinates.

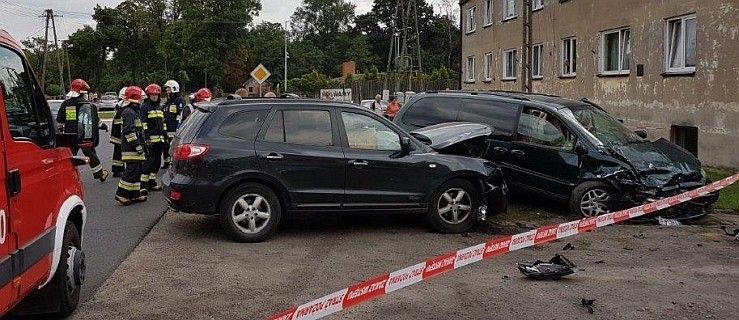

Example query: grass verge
[705,167,739,213]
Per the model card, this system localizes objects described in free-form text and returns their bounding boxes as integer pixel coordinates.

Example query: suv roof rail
[423,90,531,101]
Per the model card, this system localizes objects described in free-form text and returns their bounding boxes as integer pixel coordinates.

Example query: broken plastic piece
[581,299,595,314]
[517,254,576,280]
[720,226,739,243]
[657,217,682,226]
[563,243,575,250]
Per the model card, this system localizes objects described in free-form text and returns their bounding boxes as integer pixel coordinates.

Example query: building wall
[459,0,739,168]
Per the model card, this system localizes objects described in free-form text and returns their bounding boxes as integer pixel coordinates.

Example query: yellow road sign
[250,64,271,84]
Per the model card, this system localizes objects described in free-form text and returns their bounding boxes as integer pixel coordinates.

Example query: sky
[0,0,381,43]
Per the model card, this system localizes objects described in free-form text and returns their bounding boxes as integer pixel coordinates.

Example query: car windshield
[562,105,642,146]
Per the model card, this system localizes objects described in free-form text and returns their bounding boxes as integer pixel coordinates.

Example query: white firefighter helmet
[118,87,128,100]
[164,80,180,93]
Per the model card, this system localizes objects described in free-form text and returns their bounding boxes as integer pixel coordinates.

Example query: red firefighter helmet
[193,88,212,102]
[71,78,90,93]
[124,86,143,103]
[145,83,162,95]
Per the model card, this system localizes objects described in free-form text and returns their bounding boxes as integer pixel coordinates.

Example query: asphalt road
[76,124,168,302]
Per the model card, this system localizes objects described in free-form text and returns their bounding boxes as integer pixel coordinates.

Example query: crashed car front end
[593,139,719,220]
[477,162,508,219]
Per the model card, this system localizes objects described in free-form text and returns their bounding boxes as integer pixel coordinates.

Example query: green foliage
[705,168,739,213]
[45,84,64,97]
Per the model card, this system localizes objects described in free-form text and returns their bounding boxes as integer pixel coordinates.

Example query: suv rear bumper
[162,172,219,214]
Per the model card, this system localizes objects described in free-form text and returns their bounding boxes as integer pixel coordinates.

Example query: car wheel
[427,179,479,233]
[219,183,281,243]
[570,181,617,217]
[54,221,84,317]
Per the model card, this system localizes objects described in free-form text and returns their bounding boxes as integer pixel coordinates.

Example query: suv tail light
[173,144,210,160]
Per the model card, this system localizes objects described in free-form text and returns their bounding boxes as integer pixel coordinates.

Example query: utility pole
[62,40,71,87]
[522,0,533,93]
[284,21,289,92]
[40,9,63,93]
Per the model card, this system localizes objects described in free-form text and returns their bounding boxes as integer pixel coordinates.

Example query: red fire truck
[0,30,97,317]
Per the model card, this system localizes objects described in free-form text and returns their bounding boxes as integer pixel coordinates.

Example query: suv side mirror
[574,142,588,155]
[401,136,413,153]
[634,129,648,139]
[56,103,100,148]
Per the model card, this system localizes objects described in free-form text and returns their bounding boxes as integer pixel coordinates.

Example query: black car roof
[419,90,595,112]
[216,98,360,109]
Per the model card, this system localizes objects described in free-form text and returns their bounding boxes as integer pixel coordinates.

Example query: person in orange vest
[383,95,401,120]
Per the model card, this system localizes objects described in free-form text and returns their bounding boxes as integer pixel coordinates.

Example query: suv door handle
[511,149,526,157]
[492,147,508,154]
[348,160,369,166]
[262,153,284,160]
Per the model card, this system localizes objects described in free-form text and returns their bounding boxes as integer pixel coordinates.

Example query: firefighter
[140,83,166,192]
[161,79,184,169]
[116,86,147,205]
[110,87,127,177]
[181,87,212,123]
[56,78,109,182]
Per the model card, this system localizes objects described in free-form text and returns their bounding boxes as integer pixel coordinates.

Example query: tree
[291,0,356,41]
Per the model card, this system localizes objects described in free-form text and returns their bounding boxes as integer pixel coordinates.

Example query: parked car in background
[394,90,718,219]
[1,29,95,318]
[98,93,117,110]
[163,99,507,242]
[47,99,64,124]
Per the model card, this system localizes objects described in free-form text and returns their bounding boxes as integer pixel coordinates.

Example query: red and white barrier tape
[268,174,739,320]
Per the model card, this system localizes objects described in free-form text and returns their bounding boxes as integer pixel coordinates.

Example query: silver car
[99,94,117,110]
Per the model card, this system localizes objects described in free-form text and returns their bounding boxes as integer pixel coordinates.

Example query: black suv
[394,91,718,219]
[163,99,507,242]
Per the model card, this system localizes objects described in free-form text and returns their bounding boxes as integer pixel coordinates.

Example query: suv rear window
[177,109,209,140]
[402,97,461,128]
[457,99,519,137]
[218,110,268,140]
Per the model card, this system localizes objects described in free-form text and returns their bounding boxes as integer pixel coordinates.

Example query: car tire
[54,221,83,317]
[219,183,282,243]
[427,179,479,233]
[570,181,618,217]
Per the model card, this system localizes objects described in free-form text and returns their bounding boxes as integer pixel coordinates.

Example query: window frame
[532,44,543,79]
[503,49,517,80]
[503,0,517,21]
[483,52,493,82]
[339,111,402,152]
[561,37,577,77]
[533,0,544,11]
[0,44,54,148]
[664,14,697,74]
[483,0,493,26]
[466,6,477,34]
[260,108,336,147]
[466,55,476,83]
[600,27,631,75]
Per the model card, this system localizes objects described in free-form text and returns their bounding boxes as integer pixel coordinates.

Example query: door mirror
[55,103,100,148]
[401,136,413,153]
[574,142,588,155]
[634,129,648,139]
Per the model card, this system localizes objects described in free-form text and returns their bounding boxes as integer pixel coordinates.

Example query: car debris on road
[517,254,576,280]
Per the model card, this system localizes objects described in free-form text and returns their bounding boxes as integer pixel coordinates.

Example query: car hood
[611,138,703,186]
[410,122,493,150]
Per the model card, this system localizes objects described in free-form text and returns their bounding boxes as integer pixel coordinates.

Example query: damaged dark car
[396,91,718,219]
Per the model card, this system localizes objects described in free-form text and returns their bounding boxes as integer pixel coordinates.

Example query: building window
[532,44,543,79]
[665,15,696,73]
[483,52,493,81]
[483,0,493,26]
[466,56,476,82]
[503,0,516,20]
[562,37,576,76]
[533,0,544,11]
[601,28,631,74]
[503,49,517,80]
[670,125,698,157]
[466,7,477,34]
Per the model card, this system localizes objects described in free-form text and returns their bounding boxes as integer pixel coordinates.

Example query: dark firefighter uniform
[140,97,166,191]
[57,95,109,181]
[162,92,185,167]
[116,102,147,204]
[110,102,125,176]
